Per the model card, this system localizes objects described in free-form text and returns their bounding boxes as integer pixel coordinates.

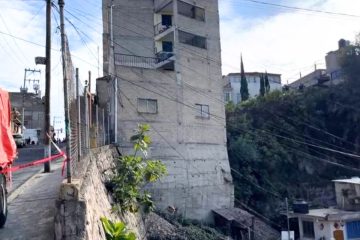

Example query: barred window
[179,30,207,49]
[137,99,158,114]
[178,0,205,21]
[195,104,209,119]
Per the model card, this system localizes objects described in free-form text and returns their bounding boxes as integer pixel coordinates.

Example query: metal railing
[156,51,174,63]
[115,53,175,69]
[154,22,172,36]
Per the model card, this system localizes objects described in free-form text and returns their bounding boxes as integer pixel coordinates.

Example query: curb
[8,168,43,203]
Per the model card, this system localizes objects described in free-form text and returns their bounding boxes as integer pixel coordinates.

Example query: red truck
[0,88,17,228]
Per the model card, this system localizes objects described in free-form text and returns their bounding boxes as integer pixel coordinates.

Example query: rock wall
[54,145,146,240]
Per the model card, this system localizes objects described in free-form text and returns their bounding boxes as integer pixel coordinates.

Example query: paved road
[10,145,45,194]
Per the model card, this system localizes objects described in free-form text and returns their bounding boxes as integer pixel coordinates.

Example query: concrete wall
[54,146,146,240]
[101,0,234,222]
[334,182,360,211]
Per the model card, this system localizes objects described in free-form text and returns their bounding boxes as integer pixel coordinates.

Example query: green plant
[111,124,167,212]
[100,217,136,240]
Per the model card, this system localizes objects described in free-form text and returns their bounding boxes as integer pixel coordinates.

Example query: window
[179,30,207,49]
[236,93,241,103]
[302,221,315,238]
[224,92,231,102]
[178,0,205,21]
[195,104,209,119]
[137,99,158,114]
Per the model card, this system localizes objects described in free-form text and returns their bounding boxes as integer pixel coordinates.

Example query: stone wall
[54,145,146,240]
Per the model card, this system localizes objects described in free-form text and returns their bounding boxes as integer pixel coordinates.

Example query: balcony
[154,22,174,38]
[115,52,174,70]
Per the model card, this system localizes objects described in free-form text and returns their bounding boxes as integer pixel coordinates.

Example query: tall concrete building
[100,0,233,220]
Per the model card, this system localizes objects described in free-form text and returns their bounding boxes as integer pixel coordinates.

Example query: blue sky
[0,0,359,132]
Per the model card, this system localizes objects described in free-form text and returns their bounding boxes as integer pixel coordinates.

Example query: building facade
[289,177,360,240]
[223,72,282,104]
[9,91,45,143]
[100,0,234,221]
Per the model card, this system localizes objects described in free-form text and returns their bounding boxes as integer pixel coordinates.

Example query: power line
[239,0,360,18]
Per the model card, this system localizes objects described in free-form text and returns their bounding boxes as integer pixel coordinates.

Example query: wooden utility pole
[44,0,52,172]
[58,0,71,183]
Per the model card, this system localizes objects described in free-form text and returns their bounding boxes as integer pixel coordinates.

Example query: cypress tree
[265,72,270,94]
[240,56,249,101]
[259,74,265,97]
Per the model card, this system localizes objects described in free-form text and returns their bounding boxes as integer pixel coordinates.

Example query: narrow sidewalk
[0,160,64,240]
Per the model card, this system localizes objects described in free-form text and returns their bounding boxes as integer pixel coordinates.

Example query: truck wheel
[0,175,7,228]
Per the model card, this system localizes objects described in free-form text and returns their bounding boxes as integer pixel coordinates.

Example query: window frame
[195,103,210,119]
[302,220,315,238]
[178,30,207,49]
[137,98,158,114]
[178,0,205,22]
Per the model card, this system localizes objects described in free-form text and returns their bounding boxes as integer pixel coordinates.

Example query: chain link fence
[63,37,111,182]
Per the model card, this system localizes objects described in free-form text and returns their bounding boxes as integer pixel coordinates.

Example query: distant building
[289,39,349,90]
[288,69,328,90]
[288,177,360,240]
[223,72,282,104]
[9,91,45,143]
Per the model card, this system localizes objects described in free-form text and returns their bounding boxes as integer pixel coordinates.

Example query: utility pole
[44,0,52,172]
[59,0,71,183]
[286,198,291,240]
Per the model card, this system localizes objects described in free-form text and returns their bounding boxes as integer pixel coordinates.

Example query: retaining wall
[54,145,146,240]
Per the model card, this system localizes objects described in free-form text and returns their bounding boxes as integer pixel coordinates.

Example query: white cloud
[219,0,360,84]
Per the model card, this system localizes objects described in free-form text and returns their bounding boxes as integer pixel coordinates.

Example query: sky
[0,0,359,131]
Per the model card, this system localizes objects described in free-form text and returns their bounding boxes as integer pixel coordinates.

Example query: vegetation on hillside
[226,35,360,220]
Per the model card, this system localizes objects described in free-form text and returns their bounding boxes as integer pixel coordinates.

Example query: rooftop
[332,177,360,185]
[227,72,281,77]
[288,207,360,221]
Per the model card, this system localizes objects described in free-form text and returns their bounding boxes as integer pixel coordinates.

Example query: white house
[223,72,282,104]
[288,177,360,240]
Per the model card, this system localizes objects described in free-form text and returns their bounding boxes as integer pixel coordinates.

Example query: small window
[224,92,231,102]
[179,30,207,49]
[178,0,205,21]
[195,104,209,119]
[236,93,241,103]
[302,221,315,238]
[137,98,158,114]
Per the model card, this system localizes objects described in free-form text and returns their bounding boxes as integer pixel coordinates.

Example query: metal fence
[62,35,111,182]
[67,72,111,179]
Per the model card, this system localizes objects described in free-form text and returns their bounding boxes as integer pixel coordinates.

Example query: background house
[9,90,45,143]
[288,177,360,240]
[223,72,282,104]
[289,39,349,90]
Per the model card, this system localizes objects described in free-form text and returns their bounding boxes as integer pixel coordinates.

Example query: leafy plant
[100,217,136,240]
[111,124,167,212]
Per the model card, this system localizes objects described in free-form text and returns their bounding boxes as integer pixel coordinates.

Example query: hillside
[225,40,360,221]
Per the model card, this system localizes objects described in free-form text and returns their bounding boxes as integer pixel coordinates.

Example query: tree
[240,56,249,101]
[110,124,167,212]
[259,74,265,97]
[265,72,270,94]
[339,34,360,87]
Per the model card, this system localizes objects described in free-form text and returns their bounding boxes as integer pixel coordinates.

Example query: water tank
[292,200,309,214]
